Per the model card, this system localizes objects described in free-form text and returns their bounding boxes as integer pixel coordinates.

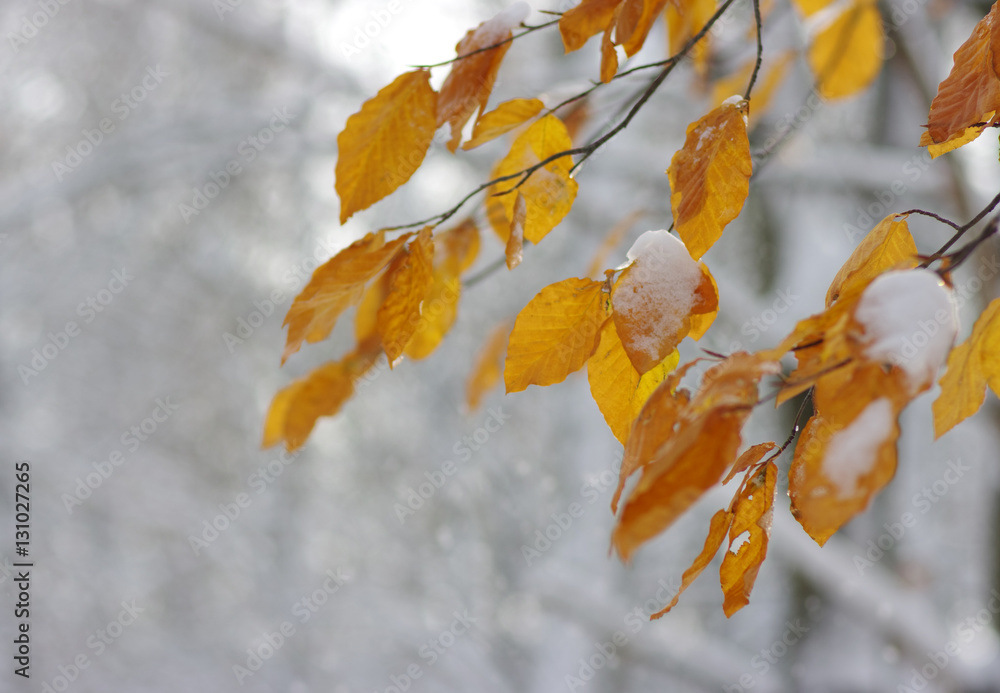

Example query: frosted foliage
[614,230,703,365]
[822,398,894,496]
[854,270,959,393]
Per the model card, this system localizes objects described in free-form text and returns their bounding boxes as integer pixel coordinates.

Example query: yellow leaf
[283,231,411,363]
[467,321,511,410]
[826,214,917,306]
[790,0,836,16]
[587,319,680,444]
[506,192,526,270]
[335,71,437,223]
[721,441,777,485]
[600,12,619,83]
[403,273,461,360]
[809,0,884,100]
[505,277,608,392]
[559,0,623,52]
[377,228,435,364]
[462,98,545,150]
[489,115,579,244]
[651,509,732,618]
[920,2,1000,153]
[611,230,718,373]
[933,298,1000,437]
[667,99,752,260]
[263,344,381,451]
[437,5,528,152]
[720,461,776,617]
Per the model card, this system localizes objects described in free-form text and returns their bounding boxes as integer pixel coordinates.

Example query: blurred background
[3,0,1000,691]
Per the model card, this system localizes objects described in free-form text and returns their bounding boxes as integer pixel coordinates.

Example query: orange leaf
[611,230,718,373]
[933,298,1000,437]
[506,192,526,270]
[588,319,680,444]
[462,98,545,150]
[505,277,608,392]
[720,461,777,616]
[920,1,1000,154]
[467,321,511,410]
[403,272,461,360]
[437,4,529,152]
[600,12,620,83]
[263,344,381,451]
[377,228,435,364]
[826,214,917,306]
[809,0,884,100]
[559,0,623,52]
[488,115,579,244]
[282,231,411,363]
[721,441,777,485]
[335,70,437,223]
[651,509,732,618]
[667,99,752,260]
[616,0,667,57]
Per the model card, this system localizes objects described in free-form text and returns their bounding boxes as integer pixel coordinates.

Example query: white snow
[853,269,959,393]
[822,398,895,496]
[476,2,530,44]
[613,230,704,367]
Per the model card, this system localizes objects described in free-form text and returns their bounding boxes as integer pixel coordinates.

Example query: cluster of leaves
[265,0,1000,617]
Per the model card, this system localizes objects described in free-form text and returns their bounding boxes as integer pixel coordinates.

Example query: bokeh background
[4,0,1000,691]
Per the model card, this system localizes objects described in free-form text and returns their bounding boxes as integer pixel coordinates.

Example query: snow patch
[477,2,530,43]
[854,269,958,393]
[614,230,703,367]
[822,398,894,496]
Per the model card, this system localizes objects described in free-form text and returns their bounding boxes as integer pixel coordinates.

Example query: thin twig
[923,189,1000,265]
[412,18,561,69]
[744,0,764,101]
[896,208,961,231]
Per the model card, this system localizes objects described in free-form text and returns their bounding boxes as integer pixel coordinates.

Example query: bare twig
[412,18,561,69]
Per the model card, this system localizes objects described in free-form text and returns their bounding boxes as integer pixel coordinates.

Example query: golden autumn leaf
[720,461,776,617]
[613,353,778,561]
[789,364,907,545]
[467,321,511,410]
[668,99,752,261]
[489,115,579,244]
[920,1,1000,155]
[559,0,623,52]
[335,70,437,223]
[612,230,718,373]
[505,277,608,392]
[722,441,776,485]
[651,509,731,618]
[614,361,698,512]
[263,342,382,451]
[826,214,917,306]
[933,298,1000,437]
[437,4,529,152]
[588,319,680,444]
[809,0,884,100]
[790,0,836,16]
[506,192,526,270]
[355,254,403,344]
[377,228,435,364]
[283,231,411,363]
[616,0,667,57]
[462,98,545,150]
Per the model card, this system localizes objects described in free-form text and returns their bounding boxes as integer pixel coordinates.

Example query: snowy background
[3,0,1000,691]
